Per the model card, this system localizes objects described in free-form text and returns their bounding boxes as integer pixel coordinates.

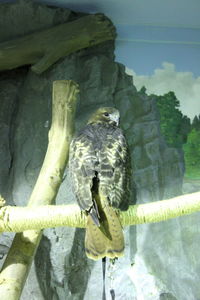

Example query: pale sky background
[126,63,200,120]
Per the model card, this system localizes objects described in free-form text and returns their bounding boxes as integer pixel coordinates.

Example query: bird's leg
[102,257,106,300]
[108,258,117,300]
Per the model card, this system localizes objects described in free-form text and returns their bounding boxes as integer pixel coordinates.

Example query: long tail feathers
[85,204,124,260]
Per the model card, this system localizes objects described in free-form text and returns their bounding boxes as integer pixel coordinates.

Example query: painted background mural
[40,0,200,178]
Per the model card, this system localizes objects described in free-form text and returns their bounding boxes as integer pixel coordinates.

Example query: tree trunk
[0,80,79,300]
[0,14,116,74]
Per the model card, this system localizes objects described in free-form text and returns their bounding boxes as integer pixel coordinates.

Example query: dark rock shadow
[35,235,58,300]
[65,228,94,300]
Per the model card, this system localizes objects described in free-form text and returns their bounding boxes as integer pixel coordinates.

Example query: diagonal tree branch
[0,80,79,300]
[0,14,116,74]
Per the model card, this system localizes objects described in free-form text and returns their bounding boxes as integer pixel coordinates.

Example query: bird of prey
[69,107,130,260]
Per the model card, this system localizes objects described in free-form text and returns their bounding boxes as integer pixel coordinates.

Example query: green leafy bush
[183,129,200,178]
[153,91,190,148]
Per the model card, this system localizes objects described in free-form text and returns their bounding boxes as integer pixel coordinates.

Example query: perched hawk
[69,107,130,260]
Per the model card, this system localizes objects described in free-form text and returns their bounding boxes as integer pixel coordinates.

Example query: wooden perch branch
[0,80,79,300]
[120,191,200,225]
[0,14,116,74]
[0,191,200,233]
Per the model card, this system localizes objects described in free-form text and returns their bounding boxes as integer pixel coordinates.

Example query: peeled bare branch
[0,80,79,300]
[0,192,200,233]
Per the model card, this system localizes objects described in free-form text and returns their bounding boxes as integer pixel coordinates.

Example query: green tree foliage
[183,129,200,178]
[191,115,200,131]
[153,91,191,147]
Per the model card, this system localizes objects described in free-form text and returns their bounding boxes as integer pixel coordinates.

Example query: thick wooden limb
[0,80,79,300]
[0,204,86,231]
[0,14,116,74]
[0,192,200,233]
[119,191,200,225]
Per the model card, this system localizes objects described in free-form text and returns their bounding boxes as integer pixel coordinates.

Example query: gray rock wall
[1,1,197,300]
[0,67,28,201]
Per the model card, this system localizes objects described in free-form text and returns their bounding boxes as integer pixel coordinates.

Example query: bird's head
[87,107,120,126]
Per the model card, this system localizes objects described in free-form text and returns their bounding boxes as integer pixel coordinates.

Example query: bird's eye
[103,112,109,117]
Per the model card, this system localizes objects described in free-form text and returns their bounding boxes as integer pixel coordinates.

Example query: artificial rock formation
[1,1,198,300]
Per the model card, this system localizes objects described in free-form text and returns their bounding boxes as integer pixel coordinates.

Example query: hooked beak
[110,111,120,126]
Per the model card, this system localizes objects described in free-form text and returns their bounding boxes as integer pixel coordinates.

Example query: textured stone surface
[0,67,28,201]
[1,1,198,300]
[0,0,71,42]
